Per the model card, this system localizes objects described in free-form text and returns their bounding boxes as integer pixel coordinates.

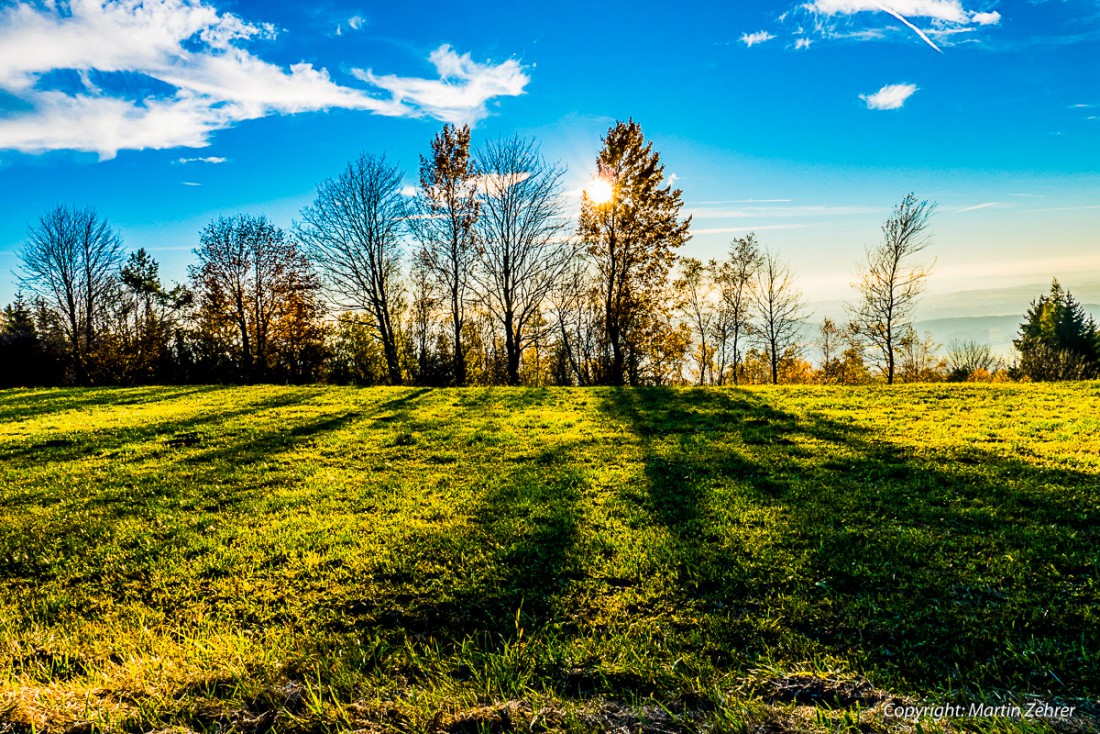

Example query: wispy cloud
[776,0,1002,51]
[0,0,529,159]
[693,199,794,205]
[794,37,813,49]
[868,2,945,52]
[952,201,1008,214]
[352,44,529,125]
[177,156,227,164]
[740,30,776,47]
[336,14,365,36]
[860,83,918,110]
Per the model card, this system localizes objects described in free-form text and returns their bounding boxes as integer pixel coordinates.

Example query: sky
[0,0,1097,315]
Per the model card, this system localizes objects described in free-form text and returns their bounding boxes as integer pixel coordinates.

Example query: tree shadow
[6,384,1098,715]
[596,386,1100,697]
[0,388,326,466]
[0,385,225,423]
[335,446,584,644]
[0,388,366,622]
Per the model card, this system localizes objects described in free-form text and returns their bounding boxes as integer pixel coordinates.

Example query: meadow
[0,384,1097,733]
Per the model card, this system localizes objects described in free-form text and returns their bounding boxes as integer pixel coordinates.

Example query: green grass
[1,384,1097,733]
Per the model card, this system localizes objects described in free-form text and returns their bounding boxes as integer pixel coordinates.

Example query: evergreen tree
[111,248,191,383]
[1,295,45,386]
[1014,279,1100,380]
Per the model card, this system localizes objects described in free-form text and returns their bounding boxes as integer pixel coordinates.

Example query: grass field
[1,384,1098,733]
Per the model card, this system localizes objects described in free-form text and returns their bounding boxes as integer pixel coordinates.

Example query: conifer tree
[1015,279,1100,380]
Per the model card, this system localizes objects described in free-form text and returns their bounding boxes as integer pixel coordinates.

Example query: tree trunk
[451,290,465,387]
[504,311,521,386]
[375,304,402,386]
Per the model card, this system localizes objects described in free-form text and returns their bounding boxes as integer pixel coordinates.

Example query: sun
[584,177,613,205]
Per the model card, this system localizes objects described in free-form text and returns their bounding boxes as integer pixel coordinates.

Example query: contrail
[872,1,943,52]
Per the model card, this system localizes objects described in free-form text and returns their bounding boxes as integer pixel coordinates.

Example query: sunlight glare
[585,177,613,205]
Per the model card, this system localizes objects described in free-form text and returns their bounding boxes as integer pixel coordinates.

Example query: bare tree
[947,339,995,380]
[18,204,124,382]
[713,233,762,385]
[817,316,842,383]
[297,154,406,385]
[850,193,935,384]
[675,257,716,385]
[897,325,943,382]
[753,248,807,385]
[473,135,574,385]
[548,261,602,386]
[411,123,480,386]
[190,214,320,381]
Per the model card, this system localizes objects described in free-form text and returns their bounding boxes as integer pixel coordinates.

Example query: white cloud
[794,37,813,49]
[470,171,532,196]
[348,15,365,31]
[353,45,529,125]
[860,83,918,109]
[790,0,1001,50]
[740,30,776,47]
[970,11,1001,25]
[953,201,1007,213]
[807,0,970,24]
[178,155,227,164]
[0,0,528,159]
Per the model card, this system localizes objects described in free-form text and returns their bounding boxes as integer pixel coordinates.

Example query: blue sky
[0,0,1097,311]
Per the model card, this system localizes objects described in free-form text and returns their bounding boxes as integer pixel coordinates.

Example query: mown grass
[0,384,1097,733]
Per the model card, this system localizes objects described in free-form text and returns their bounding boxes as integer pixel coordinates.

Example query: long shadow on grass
[0,388,367,621]
[0,387,324,467]
[597,387,1100,699]
[345,445,583,637]
[0,385,226,424]
[335,391,585,645]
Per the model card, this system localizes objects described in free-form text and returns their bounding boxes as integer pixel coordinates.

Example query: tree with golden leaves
[412,123,480,386]
[850,193,936,384]
[190,214,323,382]
[578,120,691,385]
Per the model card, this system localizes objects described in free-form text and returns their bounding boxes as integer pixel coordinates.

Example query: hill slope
[1,385,1098,733]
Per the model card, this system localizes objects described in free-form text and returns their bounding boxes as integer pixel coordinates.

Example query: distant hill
[809,281,1100,359]
[916,281,1100,321]
[913,315,1025,357]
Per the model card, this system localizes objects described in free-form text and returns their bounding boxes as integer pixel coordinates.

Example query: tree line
[2,120,1098,388]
